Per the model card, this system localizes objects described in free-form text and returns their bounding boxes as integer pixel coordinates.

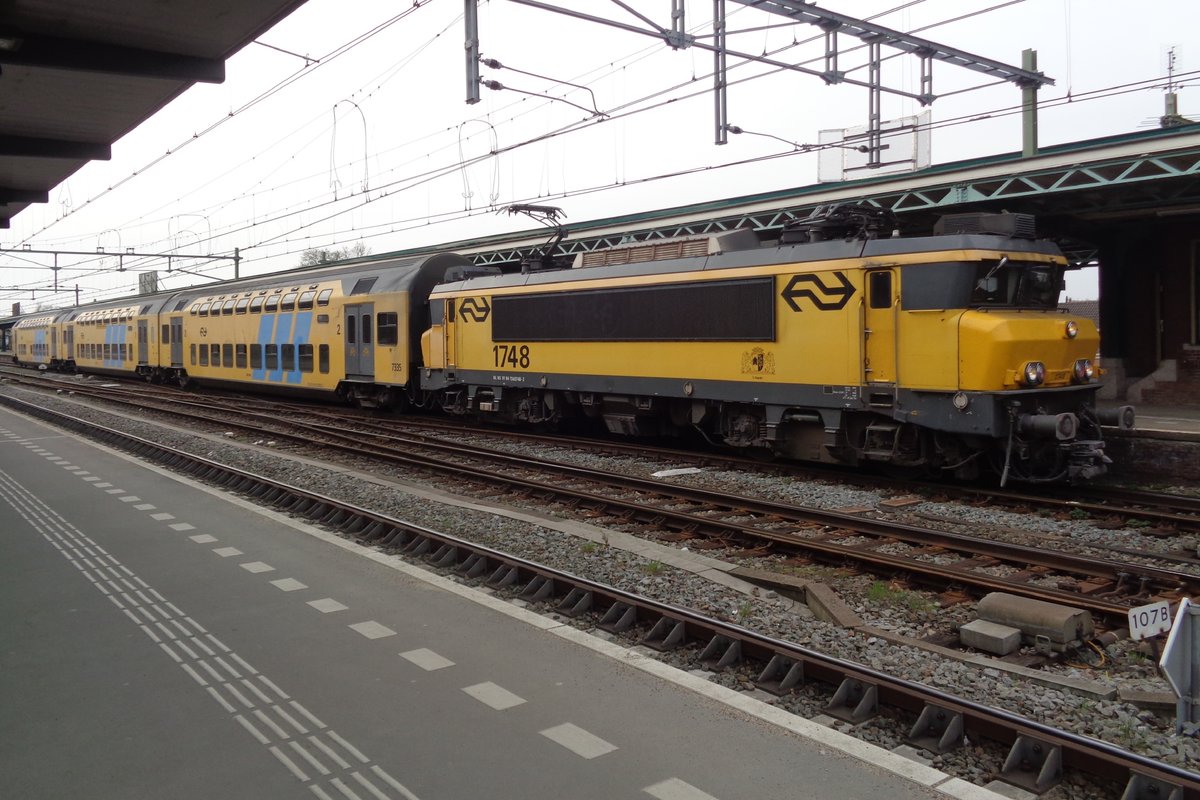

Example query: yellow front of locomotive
[896,247,1127,483]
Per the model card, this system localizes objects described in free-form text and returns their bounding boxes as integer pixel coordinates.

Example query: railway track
[3,371,1194,626]
[7,366,1197,532]
[1,390,1193,800]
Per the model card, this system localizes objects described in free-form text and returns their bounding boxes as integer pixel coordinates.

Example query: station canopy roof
[0,0,312,229]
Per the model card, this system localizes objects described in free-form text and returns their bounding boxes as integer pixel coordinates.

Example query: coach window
[869,272,893,308]
[377,312,398,345]
[281,292,297,311]
[250,344,262,369]
[222,300,235,315]
[210,344,220,365]
[265,344,279,370]
[299,344,313,373]
[222,344,233,367]
[199,302,211,316]
[298,291,316,310]
[198,346,208,366]
[319,344,329,373]
[347,316,357,344]
[161,324,170,345]
[362,314,372,344]
[317,289,333,306]
[250,297,265,313]
[190,304,200,315]
[265,295,280,313]
[190,344,197,366]
[281,344,295,371]
[235,299,250,314]
[235,344,247,368]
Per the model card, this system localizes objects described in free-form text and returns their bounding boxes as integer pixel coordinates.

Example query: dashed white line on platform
[213,547,243,557]
[119,496,142,503]
[308,598,348,613]
[399,649,454,671]
[170,522,197,531]
[539,722,618,759]
[93,482,113,488]
[348,621,395,640]
[134,503,155,510]
[241,561,276,574]
[643,778,721,800]
[151,513,175,521]
[271,578,308,592]
[190,534,218,544]
[462,682,525,711]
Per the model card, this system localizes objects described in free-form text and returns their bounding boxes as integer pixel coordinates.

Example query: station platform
[0,403,1001,800]
[1100,401,1200,483]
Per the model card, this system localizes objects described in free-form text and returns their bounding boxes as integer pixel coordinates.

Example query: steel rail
[0,391,1192,800]
[4,377,1194,620]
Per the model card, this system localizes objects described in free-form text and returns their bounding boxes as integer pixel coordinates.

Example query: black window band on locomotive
[491,277,775,342]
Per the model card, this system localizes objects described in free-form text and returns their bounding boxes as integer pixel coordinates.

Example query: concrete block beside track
[958,620,1022,656]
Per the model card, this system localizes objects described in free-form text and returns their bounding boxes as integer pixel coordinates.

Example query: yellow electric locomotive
[421,207,1132,483]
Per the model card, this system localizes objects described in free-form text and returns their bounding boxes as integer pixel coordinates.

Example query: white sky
[4,0,1197,311]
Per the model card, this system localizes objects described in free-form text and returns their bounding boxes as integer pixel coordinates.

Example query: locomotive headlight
[1064,320,1079,339]
[1072,359,1095,383]
[952,391,970,411]
[1020,361,1045,387]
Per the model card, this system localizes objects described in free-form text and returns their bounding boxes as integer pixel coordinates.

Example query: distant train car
[12,311,66,371]
[421,208,1131,483]
[167,253,470,405]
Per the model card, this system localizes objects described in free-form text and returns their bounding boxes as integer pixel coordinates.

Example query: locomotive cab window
[868,272,893,308]
[429,299,444,324]
[969,258,1062,309]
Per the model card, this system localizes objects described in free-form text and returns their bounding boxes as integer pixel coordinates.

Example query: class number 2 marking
[493,344,531,368]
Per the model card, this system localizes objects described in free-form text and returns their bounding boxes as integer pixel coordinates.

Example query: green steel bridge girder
[461,140,1200,269]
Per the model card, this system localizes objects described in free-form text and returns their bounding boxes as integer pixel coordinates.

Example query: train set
[10,206,1133,484]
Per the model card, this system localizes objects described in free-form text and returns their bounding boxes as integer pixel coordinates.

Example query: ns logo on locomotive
[13,205,1133,485]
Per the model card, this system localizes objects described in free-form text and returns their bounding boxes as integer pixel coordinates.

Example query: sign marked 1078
[1127,600,1172,641]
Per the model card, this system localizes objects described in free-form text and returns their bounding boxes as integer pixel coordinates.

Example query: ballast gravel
[2,381,1194,799]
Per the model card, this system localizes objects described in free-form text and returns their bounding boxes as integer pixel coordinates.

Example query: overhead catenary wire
[1,2,1182,306]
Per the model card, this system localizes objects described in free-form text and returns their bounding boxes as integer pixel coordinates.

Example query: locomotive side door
[344,303,375,378]
[863,269,897,387]
[170,317,184,366]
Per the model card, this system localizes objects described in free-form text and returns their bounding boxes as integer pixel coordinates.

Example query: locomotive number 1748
[493,344,531,368]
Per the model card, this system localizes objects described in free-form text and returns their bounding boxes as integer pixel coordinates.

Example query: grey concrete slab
[0,407,981,800]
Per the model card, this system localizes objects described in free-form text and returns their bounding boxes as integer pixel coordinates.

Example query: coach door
[344,303,375,378]
[137,320,149,364]
[863,269,897,390]
[170,317,183,366]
